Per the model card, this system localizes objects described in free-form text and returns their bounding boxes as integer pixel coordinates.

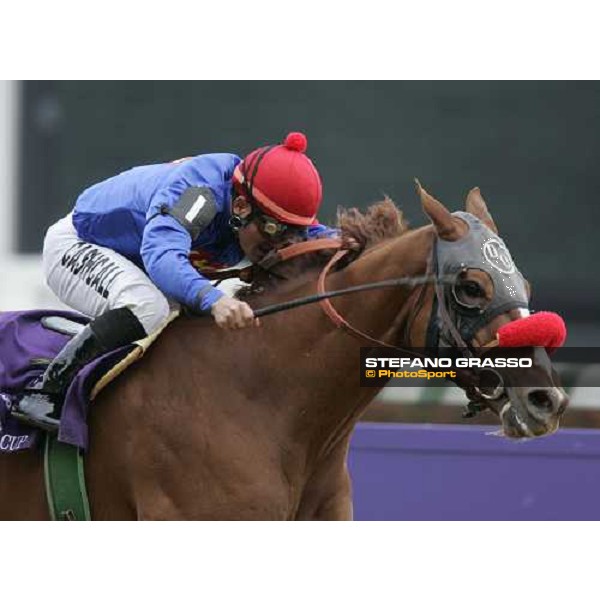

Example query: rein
[253,266,450,320]
[254,241,449,337]
[316,249,433,351]
[251,238,505,414]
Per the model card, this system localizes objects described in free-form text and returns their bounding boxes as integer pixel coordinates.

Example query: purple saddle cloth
[0,310,134,453]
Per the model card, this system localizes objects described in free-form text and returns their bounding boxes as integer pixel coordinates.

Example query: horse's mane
[237,197,409,298]
[337,196,408,250]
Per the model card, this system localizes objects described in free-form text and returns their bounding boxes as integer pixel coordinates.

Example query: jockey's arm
[142,184,225,313]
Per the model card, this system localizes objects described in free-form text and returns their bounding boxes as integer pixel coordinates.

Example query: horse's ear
[465,187,498,234]
[415,179,467,241]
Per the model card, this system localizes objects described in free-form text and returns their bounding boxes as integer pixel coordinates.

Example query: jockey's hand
[211,296,260,330]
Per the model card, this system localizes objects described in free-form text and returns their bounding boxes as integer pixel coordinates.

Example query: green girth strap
[44,433,91,521]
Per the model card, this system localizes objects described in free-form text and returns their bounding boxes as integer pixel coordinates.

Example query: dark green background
[18,81,600,322]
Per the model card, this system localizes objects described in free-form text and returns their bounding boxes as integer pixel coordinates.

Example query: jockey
[16,131,335,429]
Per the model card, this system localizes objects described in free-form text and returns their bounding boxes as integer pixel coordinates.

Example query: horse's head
[416,182,569,438]
[242,188,568,439]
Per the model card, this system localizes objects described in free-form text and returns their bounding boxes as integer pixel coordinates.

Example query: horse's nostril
[528,390,554,412]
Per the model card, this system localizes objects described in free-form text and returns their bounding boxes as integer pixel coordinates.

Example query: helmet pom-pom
[284,131,308,153]
[497,311,567,351]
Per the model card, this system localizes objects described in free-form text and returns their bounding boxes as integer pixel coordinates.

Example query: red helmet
[232,131,323,226]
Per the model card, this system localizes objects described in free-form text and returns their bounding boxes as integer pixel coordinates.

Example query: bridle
[315,243,506,415]
[250,234,516,416]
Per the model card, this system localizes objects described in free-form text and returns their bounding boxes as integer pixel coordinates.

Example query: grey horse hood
[434,211,529,343]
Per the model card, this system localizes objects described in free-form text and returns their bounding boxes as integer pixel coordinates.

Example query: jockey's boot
[13,307,147,431]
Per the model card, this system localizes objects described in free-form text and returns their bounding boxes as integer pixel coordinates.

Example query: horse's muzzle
[501,387,569,438]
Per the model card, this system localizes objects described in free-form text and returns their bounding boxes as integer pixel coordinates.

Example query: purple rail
[348,423,600,520]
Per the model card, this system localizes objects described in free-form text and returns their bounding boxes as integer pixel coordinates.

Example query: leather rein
[249,238,505,414]
[254,239,476,352]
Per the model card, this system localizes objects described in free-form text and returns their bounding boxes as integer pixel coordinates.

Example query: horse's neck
[328,226,434,343]
[169,226,434,466]
[256,226,436,459]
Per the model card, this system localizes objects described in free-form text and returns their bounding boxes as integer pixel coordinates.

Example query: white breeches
[42,214,172,335]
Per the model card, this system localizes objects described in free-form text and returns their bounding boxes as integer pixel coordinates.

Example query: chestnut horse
[0,186,568,520]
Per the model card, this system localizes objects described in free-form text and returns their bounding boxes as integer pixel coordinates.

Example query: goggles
[255,211,306,241]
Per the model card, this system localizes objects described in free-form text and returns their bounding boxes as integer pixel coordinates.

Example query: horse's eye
[453,274,488,310]
[463,281,483,297]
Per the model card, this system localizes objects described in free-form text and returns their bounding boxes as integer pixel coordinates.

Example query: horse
[0,185,568,519]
